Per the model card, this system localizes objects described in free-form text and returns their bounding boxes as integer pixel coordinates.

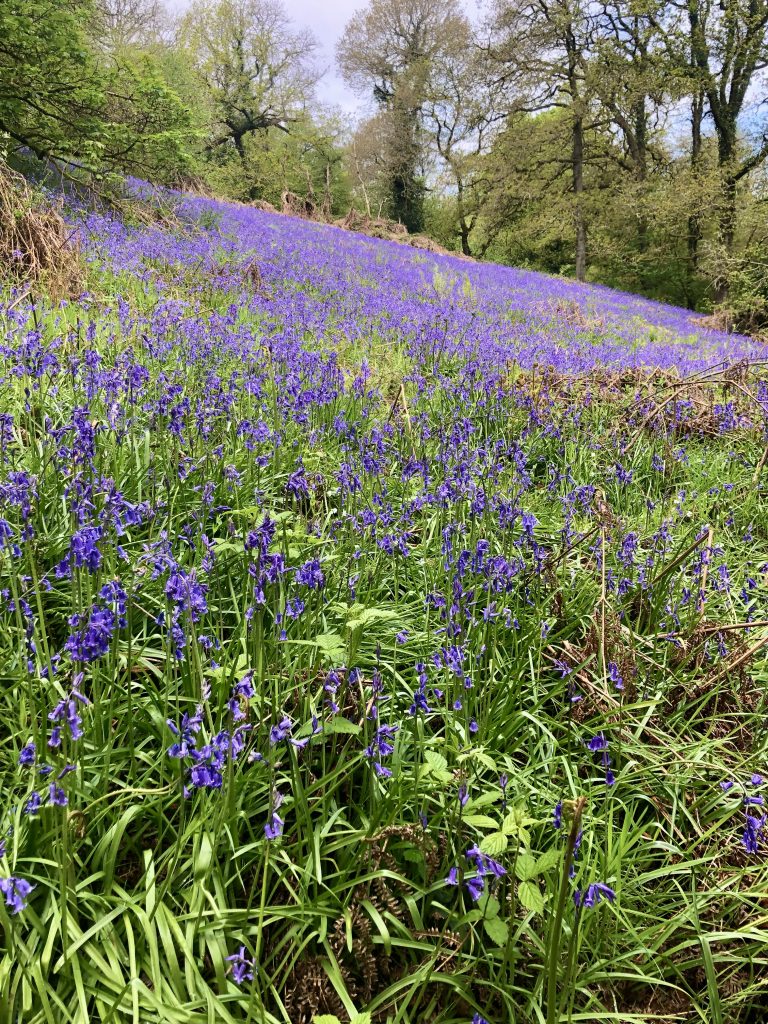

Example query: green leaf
[483,915,509,947]
[535,848,563,873]
[478,892,500,919]
[464,792,499,811]
[212,539,241,555]
[312,1016,342,1024]
[351,1014,372,1024]
[355,608,398,627]
[502,804,535,836]
[479,832,508,856]
[463,814,499,830]
[471,751,498,771]
[515,853,537,882]
[518,880,545,915]
[424,750,448,775]
[314,631,347,665]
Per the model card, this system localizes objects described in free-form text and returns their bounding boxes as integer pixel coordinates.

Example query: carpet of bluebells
[1,189,768,1024]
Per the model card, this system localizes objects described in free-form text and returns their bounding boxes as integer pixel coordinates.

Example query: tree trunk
[714,124,737,303]
[573,113,587,282]
[685,88,704,308]
[456,176,472,257]
[688,89,703,271]
[632,99,648,253]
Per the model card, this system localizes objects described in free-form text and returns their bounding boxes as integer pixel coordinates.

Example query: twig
[706,634,768,687]
[753,442,768,485]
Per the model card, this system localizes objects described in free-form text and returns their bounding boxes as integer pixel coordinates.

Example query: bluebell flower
[743,814,765,854]
[225,945,254,985]
[264,812,284,840]
[574,881,615,908]
[0,876,34,914]
[24,792,42,816]
[48,784,68,807]
[18,741,35,767]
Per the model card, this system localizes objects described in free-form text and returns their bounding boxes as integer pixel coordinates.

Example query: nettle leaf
[515,853,537,882]
[478,892,500,919]
[464,792,499,812]
[483,915,509,947]
[518,880,545,915]
[463,814,499,830]
[321,718,361,737]
[212,539,241,555]
[312,1016,342,1024]
[346,606,399,633]
[479,831,508,856]
[536,848,562,873]
[351,1014,372,1024]
[226,505,263,519]
[502,804,536,837]
[314,631,346,664]
[424,750,448,775]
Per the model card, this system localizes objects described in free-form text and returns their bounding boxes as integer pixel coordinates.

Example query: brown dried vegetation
[0,164,83,299]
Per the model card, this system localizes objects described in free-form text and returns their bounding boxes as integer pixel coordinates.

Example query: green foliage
[0,1,195,180]
[705,236,768,334]
[205,115,350,211]
[102,54,197,182]
[0,0,104,165]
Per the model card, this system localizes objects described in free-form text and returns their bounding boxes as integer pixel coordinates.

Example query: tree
[338,0,467,232]
[208,110,350,211]
[92,0,168,51]
[101,55,196,182]
[345,112,397,219]
[652,0,768,298]
[687,0,768,289]
[490,0,598,280]
[0,0,191,181]
[0,0,105,166]
[422,21,505,255]
[592,2,671,255]
[179,0,321,159]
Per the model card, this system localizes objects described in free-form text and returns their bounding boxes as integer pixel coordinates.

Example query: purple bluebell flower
[48,784,68,807]
[743,814,765,854]
[19,742,35,767]
[574,881,615,908]
[0,876,34,914]
[265,812,284,840]
[587,733,608,752]
[553,802,563,829]
[225,945,254,985]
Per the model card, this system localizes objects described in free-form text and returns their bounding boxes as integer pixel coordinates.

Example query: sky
[166,0,485,117]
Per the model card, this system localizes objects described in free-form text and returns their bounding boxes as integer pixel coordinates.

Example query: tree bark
[687,88,703,272]
[632,98,648,253]
[573,112,587,281]
[714,125,737,303]
[456,175,472,257]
